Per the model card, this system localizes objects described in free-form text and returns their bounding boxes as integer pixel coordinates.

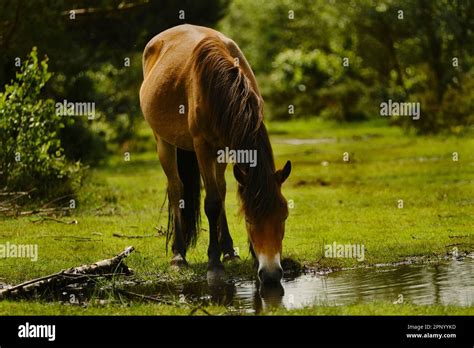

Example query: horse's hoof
[207,267,225,285]
[223,253,241,263]
[170,254,188,269]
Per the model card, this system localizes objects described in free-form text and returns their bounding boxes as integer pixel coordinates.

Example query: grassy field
[0,118,473,315]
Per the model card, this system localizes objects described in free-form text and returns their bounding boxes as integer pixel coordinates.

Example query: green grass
[1,300,471,316]
[0,118,473,315]
[271,302,474,316]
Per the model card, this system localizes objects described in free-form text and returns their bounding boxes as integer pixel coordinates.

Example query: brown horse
[139,24,291,284]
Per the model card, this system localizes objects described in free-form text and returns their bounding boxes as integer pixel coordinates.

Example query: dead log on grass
[0,246,134,300]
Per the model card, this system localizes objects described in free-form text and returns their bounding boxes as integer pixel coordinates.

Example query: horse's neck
[253,124,276,172]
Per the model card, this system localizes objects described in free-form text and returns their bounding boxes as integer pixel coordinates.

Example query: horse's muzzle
[258,266,283,284]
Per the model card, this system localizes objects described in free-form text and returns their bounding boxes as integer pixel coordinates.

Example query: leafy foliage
[0,0,230,162]
[220,0,474,132]
[0,48,81,198]
[269,49,371,121]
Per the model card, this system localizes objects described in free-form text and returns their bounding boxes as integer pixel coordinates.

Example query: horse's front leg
[216,162,239,262]
[194,139,224,277]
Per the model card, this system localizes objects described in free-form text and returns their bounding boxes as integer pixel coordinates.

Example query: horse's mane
[192,36,281,221]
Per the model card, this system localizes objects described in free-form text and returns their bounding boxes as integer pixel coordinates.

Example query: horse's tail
[166,148,201,251]
[192,36,263,150]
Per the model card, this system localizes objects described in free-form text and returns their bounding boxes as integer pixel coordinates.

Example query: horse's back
[139,24,257,150]
[142,25,223,77]
[140,25,227,149]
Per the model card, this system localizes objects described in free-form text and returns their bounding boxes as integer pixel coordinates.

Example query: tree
[220,0,474,131]
[1,0,230,163]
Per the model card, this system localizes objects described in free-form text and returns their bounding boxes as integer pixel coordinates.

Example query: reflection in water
[129,259,474,313]
[275,259,473,311]
[253,282,285,313]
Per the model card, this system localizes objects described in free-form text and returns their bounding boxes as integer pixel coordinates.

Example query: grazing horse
[139,24,291,284]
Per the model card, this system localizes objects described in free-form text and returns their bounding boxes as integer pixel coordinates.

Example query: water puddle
[121,259,473,313]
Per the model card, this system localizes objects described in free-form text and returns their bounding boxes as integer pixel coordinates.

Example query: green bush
[0,48,82,199]
[50,58,141,164]
[268,49,370,121]
[391,67,474,134]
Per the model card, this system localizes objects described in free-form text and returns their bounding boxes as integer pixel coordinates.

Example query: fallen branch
[0,190,75,217]
[0,206,73,217]
[113,233,155,239]
[0,191,31,196]
[0,190,34,216]
[18,206,73,216]
[66,246,134,275]
[37,235,99,241]
[0,246,134,300]
[31,217,78,224]
[41,194,74,208]
[116,288,176,306]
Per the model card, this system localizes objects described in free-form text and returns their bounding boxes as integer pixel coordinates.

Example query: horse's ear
[233,165,247,186]
[276,160,291,184]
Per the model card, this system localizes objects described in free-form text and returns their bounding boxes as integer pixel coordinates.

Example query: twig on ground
[115,288,175,305]
[113,233,155,239]
[154,226,167,236]
[30,217,78,224]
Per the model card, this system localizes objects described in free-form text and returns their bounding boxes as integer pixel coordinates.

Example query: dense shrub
[0,48,81,198]
[268,49,371,121]
[391,67,474,134]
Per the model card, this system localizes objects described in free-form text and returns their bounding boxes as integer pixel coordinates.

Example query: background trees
[0,0,229,165]
[221,0,473,132]
[0,0,228,199]
[0,0,472,200]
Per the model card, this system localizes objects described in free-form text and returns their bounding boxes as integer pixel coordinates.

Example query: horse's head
[234,160,291,284]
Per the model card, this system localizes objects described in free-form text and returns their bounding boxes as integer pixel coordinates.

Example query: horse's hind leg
[157,138,187,267]
[216,163,240,262]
